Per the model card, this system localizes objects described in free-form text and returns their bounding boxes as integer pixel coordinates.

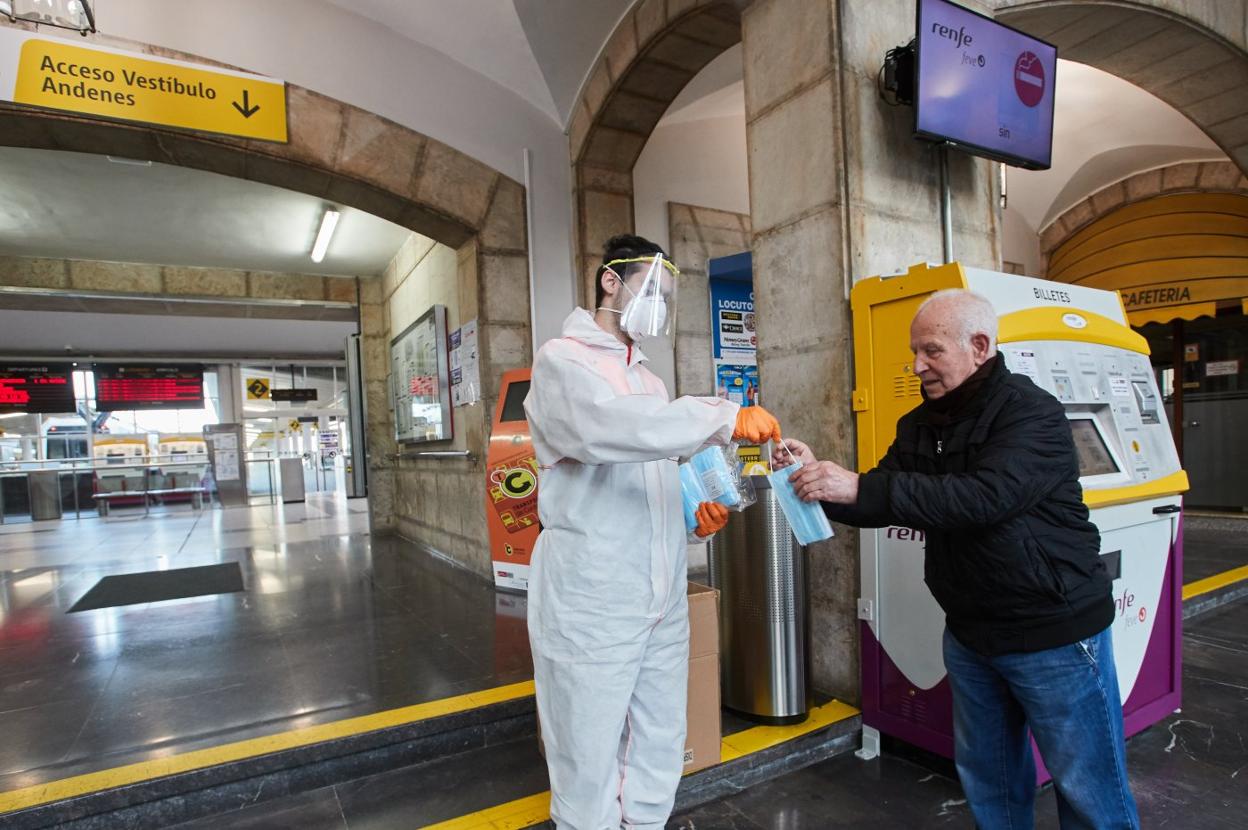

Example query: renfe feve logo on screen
[932,19,986,68]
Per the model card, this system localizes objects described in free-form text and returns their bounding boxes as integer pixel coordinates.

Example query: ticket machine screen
[500,380,530,423]
[1070,418,1119,477]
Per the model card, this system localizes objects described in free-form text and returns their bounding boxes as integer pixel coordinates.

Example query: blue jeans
[943,625,1139,829]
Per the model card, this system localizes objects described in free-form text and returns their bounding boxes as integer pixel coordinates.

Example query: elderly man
[776,289,1139,829]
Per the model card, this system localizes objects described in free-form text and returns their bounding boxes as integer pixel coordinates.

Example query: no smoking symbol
[1014,51,1045,107]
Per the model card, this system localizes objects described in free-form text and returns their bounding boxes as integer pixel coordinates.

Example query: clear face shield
[603,254,679,342]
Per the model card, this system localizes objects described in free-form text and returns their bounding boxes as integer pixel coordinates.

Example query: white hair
[917,289,998,352]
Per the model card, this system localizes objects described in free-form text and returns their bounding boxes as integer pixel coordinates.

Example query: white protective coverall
[524,308,739,829]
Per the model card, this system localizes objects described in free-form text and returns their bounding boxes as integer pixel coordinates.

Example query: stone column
[575,165,636,306]
[743,0,1000,703]
[667,203,752,397]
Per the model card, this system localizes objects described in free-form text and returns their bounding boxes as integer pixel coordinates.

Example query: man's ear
[600,267,619,300]
[970,332,993,362]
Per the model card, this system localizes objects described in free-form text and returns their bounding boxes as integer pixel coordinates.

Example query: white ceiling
[1009,60,1224,233]
[0,148,412,276]
[324,0,631,127]
[641,53,1227,237]
[0,5,1232,288]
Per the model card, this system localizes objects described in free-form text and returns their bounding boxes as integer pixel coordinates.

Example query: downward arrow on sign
[232,89,260,118]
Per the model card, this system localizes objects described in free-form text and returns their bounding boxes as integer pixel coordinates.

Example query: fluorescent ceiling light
[105,156,153,167]
[310,208,340,264]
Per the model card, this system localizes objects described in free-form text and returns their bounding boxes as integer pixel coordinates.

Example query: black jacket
[826,356,1113,656]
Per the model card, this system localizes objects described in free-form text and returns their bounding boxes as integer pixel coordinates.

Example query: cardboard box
[538,582,723,774]
[685,581,723,773]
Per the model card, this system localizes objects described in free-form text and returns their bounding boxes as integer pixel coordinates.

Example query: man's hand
[771,438,815,470]
[693,501,729,538]
[788,460,859,504]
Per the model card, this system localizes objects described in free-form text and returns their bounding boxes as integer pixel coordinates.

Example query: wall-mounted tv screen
[915,0,1057,170]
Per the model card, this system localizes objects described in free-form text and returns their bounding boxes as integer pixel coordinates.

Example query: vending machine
[485,369,540,591]
[851,262,1189,770]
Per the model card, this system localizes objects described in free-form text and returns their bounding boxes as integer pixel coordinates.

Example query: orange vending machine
[486,369,540,591]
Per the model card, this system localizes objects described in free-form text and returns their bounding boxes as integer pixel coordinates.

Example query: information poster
[211,432,240,481]
[709,278,760,408]
[390,305,453,443]
[710,279,757,366]
[716,364,760,407]
[450,319,482,407]
[319,431,340,460]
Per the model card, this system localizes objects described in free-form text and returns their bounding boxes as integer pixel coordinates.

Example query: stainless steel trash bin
[708,475,811,725]
[29,471,63,521]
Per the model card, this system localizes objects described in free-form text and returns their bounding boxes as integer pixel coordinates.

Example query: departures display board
[94,364,205,410]
[390,305,453,444]
[0,365,76,413]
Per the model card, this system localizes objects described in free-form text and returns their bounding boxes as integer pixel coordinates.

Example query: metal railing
[0,456,280,524]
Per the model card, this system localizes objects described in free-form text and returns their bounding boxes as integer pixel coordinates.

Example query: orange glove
[694,501,729,538]
[733,405,782,445]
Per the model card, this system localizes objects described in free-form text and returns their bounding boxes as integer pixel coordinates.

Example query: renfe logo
[931,20,974,49]
[1014,51,1045,107]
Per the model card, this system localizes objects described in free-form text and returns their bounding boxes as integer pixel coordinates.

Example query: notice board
[390,305,453,444]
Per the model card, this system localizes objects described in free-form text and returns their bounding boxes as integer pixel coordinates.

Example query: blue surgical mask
[768,459,835,546]
[689,446,744,510]
[679,463,705,534]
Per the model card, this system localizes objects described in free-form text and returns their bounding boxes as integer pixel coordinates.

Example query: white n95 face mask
[619,289,667,341]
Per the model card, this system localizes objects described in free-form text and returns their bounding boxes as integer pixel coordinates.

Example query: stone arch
[0,85,518,250]
[1040,161,1248,267]
[0,34,531,559]
[994,1,1248,177]
[569,0,743,305]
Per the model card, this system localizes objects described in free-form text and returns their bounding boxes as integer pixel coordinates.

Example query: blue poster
[715,364,760,408]
[709,279,756,365]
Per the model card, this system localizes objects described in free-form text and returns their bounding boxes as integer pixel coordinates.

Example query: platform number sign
[247,377,270,400]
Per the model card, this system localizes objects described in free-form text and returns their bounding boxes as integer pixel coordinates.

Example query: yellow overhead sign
[0,28,287,142]
[246,378,270,400]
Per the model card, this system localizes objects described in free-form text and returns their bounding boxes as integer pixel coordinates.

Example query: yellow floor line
[1183,564,1248,602]
[0,680,535,816]
[422,792,553,830]
[420,698,861,830]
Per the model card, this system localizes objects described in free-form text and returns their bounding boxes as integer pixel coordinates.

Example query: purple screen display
[916,0,1057,169]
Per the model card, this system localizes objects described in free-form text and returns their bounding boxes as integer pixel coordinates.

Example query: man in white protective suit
[524,234,783,829]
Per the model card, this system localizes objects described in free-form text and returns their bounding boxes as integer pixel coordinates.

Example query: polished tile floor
[167,597,1248,829]
[1182,519,1248,583]
[0,502,1242,824]
[672,603,1248,828]
[0,495,532,793]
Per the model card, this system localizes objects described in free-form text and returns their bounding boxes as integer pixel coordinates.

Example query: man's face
[909,305,988,399]
[604,260,674,310]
